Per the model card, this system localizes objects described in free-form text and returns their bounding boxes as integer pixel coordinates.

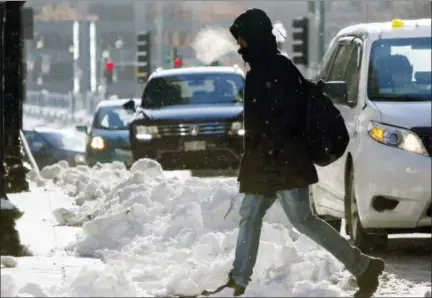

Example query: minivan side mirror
[123,99,136,112]
[323,81,348,104]
[76,125,88,134]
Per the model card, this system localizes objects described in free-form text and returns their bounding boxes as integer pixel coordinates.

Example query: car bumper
[86,148,133,168]
[355,137,431,229]
[131,134,243,170]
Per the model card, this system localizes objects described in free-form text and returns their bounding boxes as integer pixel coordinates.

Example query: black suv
[124,66,245,171]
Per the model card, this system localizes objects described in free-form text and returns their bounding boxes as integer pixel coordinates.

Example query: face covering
[238,47,252,63]
[237,36,277,65]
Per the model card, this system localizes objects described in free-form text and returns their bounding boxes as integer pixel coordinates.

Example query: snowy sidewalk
[2,189,102,296]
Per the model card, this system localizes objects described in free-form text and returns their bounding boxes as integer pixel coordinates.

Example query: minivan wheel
[346,169,388,253]
[309,186,342,232]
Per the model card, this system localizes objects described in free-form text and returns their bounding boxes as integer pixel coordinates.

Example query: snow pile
[28,158,348,296]
[0,256,17,268]
[1,199,17,210]
[1,273,50,297]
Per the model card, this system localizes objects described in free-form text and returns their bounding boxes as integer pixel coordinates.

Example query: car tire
[345,168,388,253]
[191,169,237,177]
[309,186,342,232]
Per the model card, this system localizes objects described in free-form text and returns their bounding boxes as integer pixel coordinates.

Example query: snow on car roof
[337,18,431,39]
[150,66,245,79]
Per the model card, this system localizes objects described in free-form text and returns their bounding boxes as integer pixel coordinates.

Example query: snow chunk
[1,273,18,297]
[1,256,17,268]
[0,199,16,210]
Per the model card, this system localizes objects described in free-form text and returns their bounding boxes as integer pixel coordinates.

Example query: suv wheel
[310,186,342,232]
[345,168,388,253]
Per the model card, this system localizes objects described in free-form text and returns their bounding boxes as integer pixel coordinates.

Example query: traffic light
[136,32,151,83]
[292,17,309,66]
[104,60,114,84]
[174,56,182,68]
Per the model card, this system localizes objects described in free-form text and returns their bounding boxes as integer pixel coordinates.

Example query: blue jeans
[231,188,370,287]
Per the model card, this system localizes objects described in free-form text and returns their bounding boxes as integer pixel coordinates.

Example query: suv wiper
[370,94,431,102]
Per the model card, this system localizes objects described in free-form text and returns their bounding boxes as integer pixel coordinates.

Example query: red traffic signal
[174,57,182,68]
[105,60,114,71]
[104,61,114,84]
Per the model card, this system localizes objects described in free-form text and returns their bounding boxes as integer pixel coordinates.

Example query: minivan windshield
[141,73,244,108]
[368,37,431,101]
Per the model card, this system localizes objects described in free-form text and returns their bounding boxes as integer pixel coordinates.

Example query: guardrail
[23,90,103,126]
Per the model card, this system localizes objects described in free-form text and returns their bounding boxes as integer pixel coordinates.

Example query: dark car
[23,127,86,168]
[124,66,245,171]
[76,99,139,167]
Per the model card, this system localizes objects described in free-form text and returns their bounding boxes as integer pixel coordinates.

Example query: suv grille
[157,122,232,136]
[411,127,432,156]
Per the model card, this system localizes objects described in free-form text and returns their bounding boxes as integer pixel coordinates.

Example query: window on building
[42,32,73,51]
[89,3,135,22]
[116,65,136,81]
[42,62,74,82]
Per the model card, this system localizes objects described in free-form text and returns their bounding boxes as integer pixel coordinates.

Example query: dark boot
[354,257,385,297]
[227,271,246,296]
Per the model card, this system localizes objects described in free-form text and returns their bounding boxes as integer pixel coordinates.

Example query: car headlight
[231,121,245,136]
[135,125,159,140]
[74,155,86,164]
[90,136,105,150]
[368,121,429,156]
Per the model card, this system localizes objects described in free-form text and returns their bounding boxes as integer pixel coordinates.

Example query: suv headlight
[368,121,429,156]
[135,125,159,140]
[231,121,245,136]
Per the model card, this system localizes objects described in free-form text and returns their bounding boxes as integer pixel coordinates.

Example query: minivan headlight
[90,136,105,150]
[368,121,429,156]
[231,121,245,136]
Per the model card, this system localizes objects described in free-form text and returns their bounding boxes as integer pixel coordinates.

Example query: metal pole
[89,21,97,93]
[73,20,80,94]
[307,0,318,77]
[155,1,163,68]
[0,1,6,199]
[318,0,325,59]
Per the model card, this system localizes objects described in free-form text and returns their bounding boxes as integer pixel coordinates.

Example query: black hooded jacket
[230,9,318,195]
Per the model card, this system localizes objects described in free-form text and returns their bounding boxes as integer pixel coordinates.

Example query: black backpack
[294,67,350,167]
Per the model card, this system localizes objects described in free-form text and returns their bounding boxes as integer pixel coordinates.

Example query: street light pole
[318,0,325,59]
[155,1,164,68]
[0,1,6,200]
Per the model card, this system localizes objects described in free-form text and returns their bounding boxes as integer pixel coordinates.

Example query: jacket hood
[230,8,277,49]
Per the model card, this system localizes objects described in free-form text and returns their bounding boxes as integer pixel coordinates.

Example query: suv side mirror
[323,81,348,104]
[76,125,88,134]
[123,99,136,112]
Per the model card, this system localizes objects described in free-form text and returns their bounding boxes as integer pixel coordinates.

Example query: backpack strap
[276,54,315,133]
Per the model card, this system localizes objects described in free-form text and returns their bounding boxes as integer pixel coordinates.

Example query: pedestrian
[224,8,385,298]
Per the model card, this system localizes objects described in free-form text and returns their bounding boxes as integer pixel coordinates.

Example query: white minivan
[310,19,431,252]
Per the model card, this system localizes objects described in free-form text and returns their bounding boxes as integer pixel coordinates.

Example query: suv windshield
[141,73,244,108]
[368,37,432,101]
[94,106,134,130]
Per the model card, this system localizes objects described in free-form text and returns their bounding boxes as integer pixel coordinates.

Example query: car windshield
[141,73,244,108]
[368,37,432,101]
[39,131,85,151]
[94,106,134,130]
